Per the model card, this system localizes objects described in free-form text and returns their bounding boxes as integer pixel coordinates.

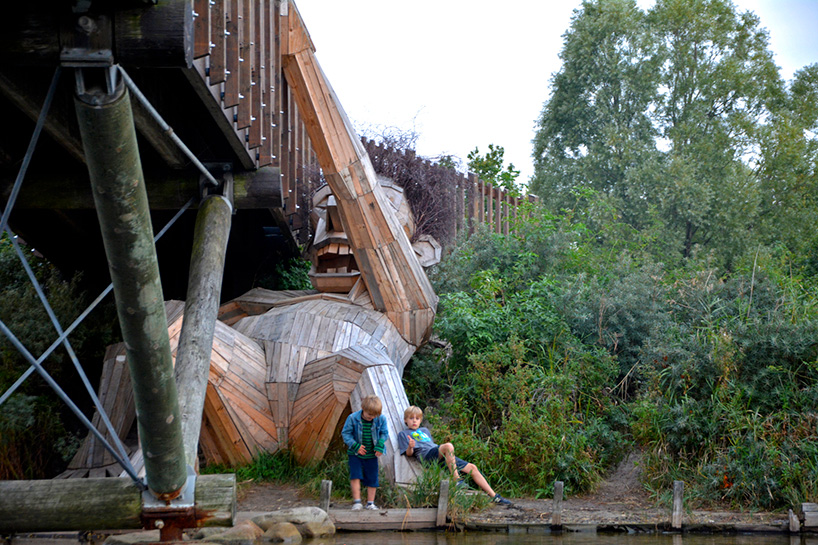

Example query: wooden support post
[671,480,684,529]
[320,480,332,513]
[0,474,235,533]
[176,194,232,468]
[75,75,186,499]
[456,174,465,238]
[436,479,450,527]
[552,480,563,527]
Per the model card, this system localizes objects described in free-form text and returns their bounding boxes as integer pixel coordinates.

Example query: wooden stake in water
[320,480,332,513]
[672,480,684,529]
[436,479,450,527]
[552,481,564,527]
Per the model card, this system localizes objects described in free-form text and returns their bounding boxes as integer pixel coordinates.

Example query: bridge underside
[1,66,309,300]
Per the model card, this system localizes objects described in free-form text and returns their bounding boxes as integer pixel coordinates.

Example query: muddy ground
[236,452,788,527]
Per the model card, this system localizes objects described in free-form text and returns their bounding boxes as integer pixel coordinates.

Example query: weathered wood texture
[182,0,320,202]
[5,167,283,210]
[0,474,235,533]
[281,6,436,348]
[76,87,187,497]
[176,195,232,468]
[329,507,438,531]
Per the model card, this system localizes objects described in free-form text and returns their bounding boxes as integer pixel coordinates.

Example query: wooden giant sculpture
[63,4,438,485]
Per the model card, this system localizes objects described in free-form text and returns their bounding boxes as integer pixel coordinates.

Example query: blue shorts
[423,447,468,471]
[348,455,379,488]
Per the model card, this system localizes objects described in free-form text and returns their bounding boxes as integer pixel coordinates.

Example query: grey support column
[74,68,186,499]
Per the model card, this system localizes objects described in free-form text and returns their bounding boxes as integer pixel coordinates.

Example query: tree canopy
[532,0,816,270]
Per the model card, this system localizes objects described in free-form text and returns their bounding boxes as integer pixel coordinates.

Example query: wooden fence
[363,138,538,247]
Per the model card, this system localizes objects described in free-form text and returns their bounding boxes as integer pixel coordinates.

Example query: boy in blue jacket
[341,395,388,510]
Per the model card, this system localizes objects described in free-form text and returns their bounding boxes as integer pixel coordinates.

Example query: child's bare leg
[366,486,377,503]
[461,462,496,497]
[438,443,460,480]
[350,479,361,501]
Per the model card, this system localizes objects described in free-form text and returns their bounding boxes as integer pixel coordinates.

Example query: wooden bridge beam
[3,166,283,210]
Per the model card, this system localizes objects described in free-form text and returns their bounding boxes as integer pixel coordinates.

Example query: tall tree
[532,0,784,265]
[532,0,660,226]
[755,64,818,262]
[648,0,781,260]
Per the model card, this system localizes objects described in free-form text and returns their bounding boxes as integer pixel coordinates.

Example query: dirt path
[236,452,787,528]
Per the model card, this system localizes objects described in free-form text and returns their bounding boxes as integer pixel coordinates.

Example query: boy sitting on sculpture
[397,405,512,506]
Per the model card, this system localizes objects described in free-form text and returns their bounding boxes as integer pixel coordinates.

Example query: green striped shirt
[359,420,376,459]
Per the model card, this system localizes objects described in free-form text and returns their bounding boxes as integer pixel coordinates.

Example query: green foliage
[268,257,313,290]
[467,144,522,194]
[0,234,115,479]
[531,0,815,269]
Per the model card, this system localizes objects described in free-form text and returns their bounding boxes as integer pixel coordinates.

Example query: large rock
[252,507,330,530]
[301,520,335,538]
[262,522,302,543]
[207,520,263,545]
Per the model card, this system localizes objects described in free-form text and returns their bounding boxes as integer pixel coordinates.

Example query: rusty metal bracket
[141,465,197,541]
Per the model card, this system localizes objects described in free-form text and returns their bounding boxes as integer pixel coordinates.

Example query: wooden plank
[271,0,282,169]
[436,479,449,527]
[209,0,227,83]
[223,0,240,107]
[329,508,437,531]
[193,0,211,58]
[236,0,253,129]
[248,0,263,150]
[203,383,253,465]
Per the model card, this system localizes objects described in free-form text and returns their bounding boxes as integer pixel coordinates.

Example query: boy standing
[341,395,388,510]
[397,405,512,506]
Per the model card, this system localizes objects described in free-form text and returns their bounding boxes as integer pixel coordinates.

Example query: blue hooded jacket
[341,409,388,456]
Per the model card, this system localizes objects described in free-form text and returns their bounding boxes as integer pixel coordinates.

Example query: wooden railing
[188,0,319,239]
[186,0,539,247]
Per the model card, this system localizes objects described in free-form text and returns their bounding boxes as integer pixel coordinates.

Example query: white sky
[295,0,818,185]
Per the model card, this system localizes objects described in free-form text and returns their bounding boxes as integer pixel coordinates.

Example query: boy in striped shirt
[341,395,388,510]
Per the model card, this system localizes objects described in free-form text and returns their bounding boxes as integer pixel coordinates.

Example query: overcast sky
[295,1,818,184]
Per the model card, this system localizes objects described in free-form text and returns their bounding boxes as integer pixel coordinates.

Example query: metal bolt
[155,520,164,529]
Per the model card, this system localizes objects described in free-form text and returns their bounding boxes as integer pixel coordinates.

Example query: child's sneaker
[364,502,379,510]
[491,494,512,506]
[351,502,363,510]
[455,478,470,490]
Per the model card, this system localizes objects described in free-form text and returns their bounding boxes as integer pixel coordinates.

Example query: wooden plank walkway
[321,479,449,531]
[328,508,439,531]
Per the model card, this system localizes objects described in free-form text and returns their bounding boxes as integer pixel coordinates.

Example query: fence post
[468,173,478,235]
[552,480,563,527]
[320,480,332,513]
[671,480,684,529]
[456,174,465,239]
